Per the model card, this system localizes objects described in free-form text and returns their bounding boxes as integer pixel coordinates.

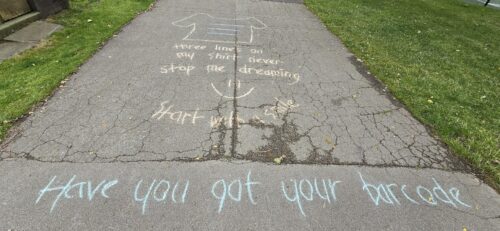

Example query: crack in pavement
[230,22,240,158]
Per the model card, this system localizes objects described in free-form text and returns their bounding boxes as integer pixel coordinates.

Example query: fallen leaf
[325,137,336,149]
[87,19,93,23]
[274,155,286,165]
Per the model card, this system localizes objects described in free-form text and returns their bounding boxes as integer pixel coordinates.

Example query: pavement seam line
[230,16,239,158]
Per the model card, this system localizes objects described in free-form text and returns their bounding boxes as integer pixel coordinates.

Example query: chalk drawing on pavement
[34,172,474,217]
[172,13,267,44]
[210,82,255,99]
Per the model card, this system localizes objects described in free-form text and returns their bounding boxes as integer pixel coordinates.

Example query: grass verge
[0,0,155,140]
[305,0,499,189]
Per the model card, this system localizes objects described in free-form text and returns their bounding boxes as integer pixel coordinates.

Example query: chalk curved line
[211,83,255,99]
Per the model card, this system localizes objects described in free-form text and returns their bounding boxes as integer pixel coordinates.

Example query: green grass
[0,0,154,140]
[305,0,499,189]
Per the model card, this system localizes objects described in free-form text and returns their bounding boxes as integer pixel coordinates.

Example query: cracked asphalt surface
[0,0,499,230]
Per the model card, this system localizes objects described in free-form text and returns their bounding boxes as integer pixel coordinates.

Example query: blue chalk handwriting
[358,172,471,208]
[35,175,119,213]
[281,178,341,217]
[133,179,189,215]
[33,171,476,216]
[211,170,260,213]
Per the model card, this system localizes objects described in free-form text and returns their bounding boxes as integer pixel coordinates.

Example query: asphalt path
[0,0,498,230]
